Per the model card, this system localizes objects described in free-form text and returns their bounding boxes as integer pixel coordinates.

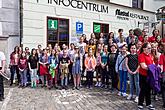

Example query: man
[0,51,6,101]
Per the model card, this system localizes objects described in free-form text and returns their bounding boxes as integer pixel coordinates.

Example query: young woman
[18,51,28,87]
[39,49,49,87]
[71,46,81,90]
[149,29,161,43]
[159,44,165,109]
[125,44,139,103]
[115,44,128,97]
[85,48,96,89]
[138,42,155,110]
[48,49,58,89]
[28,49,39,88]
[10,46,20,86]
[100,45,109,88]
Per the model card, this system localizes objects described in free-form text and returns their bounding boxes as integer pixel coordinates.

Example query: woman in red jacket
[138,42,155,110]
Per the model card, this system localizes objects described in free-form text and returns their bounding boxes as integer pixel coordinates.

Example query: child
[115,44,128,97]
[48,49,58,89]
[125,44,139,103]
[60,50,70,89]
[39,49,49,87]
[95,44,102,87]
[28,48,39,88]
[100,45,109,88]
[85,48,96,89]
[18,51,28,87]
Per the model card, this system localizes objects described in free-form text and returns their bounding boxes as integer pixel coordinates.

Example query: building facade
[22,0,162,49]
[0,0,20,64]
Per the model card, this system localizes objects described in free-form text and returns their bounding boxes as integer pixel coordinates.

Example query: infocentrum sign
[36,0,109,13]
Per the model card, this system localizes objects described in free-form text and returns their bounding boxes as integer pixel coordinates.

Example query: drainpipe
[19,0,23,47]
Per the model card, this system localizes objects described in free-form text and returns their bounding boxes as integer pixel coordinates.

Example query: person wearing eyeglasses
[138,42,155,110]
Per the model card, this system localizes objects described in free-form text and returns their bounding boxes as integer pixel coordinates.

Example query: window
[132,0,143,9]
[47,17,69,47]
[93,22,109,39]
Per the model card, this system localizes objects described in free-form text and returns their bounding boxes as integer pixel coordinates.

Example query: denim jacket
[115,54,127,73]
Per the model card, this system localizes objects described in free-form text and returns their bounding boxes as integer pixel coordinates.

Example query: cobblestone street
[0,83,163,110]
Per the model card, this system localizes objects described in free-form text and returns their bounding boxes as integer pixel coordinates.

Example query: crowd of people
[8,28,165,110]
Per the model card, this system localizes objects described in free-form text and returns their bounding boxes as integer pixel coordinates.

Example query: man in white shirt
[0,51,6,101]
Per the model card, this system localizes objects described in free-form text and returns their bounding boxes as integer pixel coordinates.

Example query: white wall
[144,0,165,12]
[110,0,132,7]
[22,0,156,48]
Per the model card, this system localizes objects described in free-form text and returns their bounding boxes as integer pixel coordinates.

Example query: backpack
[147,64,161,93]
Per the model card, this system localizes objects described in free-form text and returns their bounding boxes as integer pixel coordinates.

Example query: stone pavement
[0,84,163,110]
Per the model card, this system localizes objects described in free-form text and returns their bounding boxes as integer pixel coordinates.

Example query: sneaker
[154,95,158,101]
[76,86,80,90]
[73,87,76,90]
[134,96,139,103]
[122,93,127,97]
[118,92,122,96]
[127,94,133,100]
[98,82,102,87]
[146,104,155,110]
[95,82,99,87]
[138,105,143,110]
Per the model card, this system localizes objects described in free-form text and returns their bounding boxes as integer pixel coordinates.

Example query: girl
[125,44,140,103]
[28,49,39,88]
[95,44,102,87]
[60,50,70,89]
[71,46,81,90]
[10,46,20,86]
[159,44,165,109]
[107,44,119,92]
[138,42,155,110]
[39,49,49,87]
[85,48,96,89]
[18,51,28,87]
[151,43,161,101]
[115,44,128,97]
[100,45,109,88]
[48,49,58,89]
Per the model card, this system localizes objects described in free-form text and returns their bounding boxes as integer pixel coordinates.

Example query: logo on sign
[76,22,83,34]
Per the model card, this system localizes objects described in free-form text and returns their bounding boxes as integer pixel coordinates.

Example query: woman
[18,51,28,88]
[125,44,139,103]
[71,46,81,90]
[85,48,96,89]
[138,42,155,110]
[10,46,20,86]
[28,49,39,88]
[149,29,161,43]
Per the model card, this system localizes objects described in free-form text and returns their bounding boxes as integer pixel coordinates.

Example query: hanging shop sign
[36,0,108,14]
[115,9,149,21]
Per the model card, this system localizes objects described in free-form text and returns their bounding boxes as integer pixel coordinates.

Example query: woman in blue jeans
[115,44,127,97]
[125,43,140,103]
